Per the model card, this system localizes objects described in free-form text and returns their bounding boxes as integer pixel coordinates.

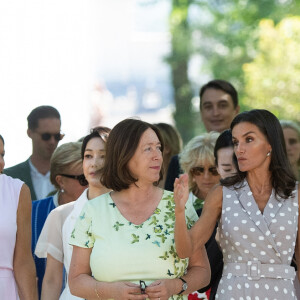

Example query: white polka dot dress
[216,180,298,299]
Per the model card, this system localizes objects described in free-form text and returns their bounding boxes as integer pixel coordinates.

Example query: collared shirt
[29,159,56,200]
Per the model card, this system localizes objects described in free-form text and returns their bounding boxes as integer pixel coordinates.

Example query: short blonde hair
[179,132,220,193]
[50,142,83,189]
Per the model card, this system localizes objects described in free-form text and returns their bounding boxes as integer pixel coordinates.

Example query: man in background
[165,79,240,191]
[4,105,63,200]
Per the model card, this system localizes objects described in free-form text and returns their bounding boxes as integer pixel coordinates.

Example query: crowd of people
[0,79,299,300]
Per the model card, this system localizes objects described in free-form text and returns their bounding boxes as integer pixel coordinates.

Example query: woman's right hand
[174,174,189,213]
[110,281,148,300]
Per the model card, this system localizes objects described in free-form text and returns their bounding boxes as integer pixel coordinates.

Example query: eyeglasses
[37,132,64,141]
[190,166,219,176]
[60,174,88,186]
[139,280,147,294]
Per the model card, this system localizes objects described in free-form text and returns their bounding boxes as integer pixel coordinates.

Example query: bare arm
[41,254,63,300]
[69,246,149,300]
[174,174,222,258]
[14,184,38,300]
[295,185,300,281]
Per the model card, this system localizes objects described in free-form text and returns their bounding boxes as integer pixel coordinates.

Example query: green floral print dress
[69,190,198,300]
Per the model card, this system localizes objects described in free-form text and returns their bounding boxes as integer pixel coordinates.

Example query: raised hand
[174,174,189,213]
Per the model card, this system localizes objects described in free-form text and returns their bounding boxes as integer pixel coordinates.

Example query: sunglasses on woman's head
[190,166,219,176]
[60,174,88,186]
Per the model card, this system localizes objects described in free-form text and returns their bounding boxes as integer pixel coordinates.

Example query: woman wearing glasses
[68,119,210,300]
[0,135,38,300]
[35,127,111,300]
[32,142,87,297]
[179,132,220,214]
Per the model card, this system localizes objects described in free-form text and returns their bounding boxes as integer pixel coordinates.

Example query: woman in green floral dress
[68,119,210,300]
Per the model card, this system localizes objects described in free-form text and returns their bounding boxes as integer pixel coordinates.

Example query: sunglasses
[38,132,64,141]
[139,280,147,294]
[190,166,219,176]
[60,174,88,186]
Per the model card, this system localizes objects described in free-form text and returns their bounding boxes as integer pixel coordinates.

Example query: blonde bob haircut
[179,131,220,194]
[50,142,83,189]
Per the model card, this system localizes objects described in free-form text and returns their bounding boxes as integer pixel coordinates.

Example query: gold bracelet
[95,282,101,299]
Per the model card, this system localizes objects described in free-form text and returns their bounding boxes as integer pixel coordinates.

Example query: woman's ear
[55,175,63,190]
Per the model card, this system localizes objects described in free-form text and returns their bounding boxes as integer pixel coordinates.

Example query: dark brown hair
[100,118,164,191]
[27,105,61,130]
[199,79,238,109]
[81,126,111,160]
[221,109,296,199]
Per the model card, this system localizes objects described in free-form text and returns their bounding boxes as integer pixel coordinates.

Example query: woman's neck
[114,183,160,206]
[58,191,73,205]
[88,185,110,200]
[291,164,299,180]
[246,170,272,194]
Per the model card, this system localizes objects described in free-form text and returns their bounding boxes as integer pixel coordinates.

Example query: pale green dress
[69,190,198,300]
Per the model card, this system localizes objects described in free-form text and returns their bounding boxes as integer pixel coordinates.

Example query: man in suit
[4,105,63,200]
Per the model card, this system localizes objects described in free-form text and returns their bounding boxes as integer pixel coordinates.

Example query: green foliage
[243,17,300,122]
[166,0,196,143]
[193,0,300,100]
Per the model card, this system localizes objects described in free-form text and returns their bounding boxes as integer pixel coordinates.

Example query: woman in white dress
[35,127,111,300]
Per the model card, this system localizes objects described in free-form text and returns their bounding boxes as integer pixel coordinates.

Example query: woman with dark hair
[35,127,111,300]
[0,135,38,299]
[214,129,237,180]
[68,118,210,300]
[174,109,299,299]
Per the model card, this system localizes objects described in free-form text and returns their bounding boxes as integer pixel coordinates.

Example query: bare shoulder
[18,184,31,207]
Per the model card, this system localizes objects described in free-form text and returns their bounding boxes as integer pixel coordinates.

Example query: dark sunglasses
[60,174,88,186]
[190,166,219,176]
[139,280,147,294]
[38,132,64,141]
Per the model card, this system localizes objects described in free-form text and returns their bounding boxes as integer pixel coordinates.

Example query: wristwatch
[177,277,188,295]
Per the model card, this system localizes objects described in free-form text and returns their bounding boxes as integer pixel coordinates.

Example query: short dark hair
[101,118,164,191]
[0,134,4,145]
[81,126,111,160]
[222,109,296,199]
[199,79,238,109]
[27,105,61,130]
[214,129,234,166]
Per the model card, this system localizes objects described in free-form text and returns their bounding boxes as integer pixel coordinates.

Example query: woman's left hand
[146,279,180,300]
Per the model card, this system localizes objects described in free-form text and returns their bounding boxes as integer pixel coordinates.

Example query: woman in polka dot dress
[174,109,300,300]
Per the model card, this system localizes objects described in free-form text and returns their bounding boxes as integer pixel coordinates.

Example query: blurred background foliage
[145,0,300,143]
